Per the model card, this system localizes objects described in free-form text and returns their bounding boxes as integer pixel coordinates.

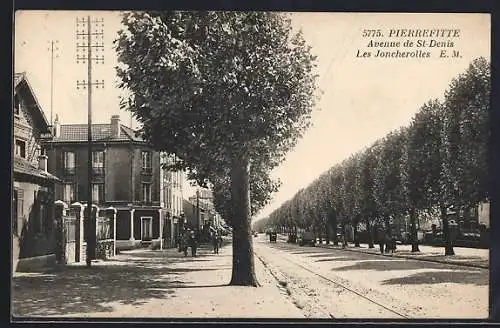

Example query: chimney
[38,154,48,172]
[53,114,61,138]
[111,115,121,138]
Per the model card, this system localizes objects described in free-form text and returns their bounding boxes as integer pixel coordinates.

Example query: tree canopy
[255,57,490,256]
[115,11,319,286]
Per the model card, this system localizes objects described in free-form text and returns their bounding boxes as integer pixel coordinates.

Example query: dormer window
[14,94,20,116]
[15,139,26,158]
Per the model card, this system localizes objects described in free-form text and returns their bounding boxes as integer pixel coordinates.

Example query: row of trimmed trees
[256,57,490,255]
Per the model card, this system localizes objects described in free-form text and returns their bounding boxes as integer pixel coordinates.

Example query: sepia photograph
[11,10,491,320]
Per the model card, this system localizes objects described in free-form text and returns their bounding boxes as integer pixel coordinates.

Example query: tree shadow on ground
[315,257,363,262]
[168,283,229,289]
[12,247,230,317]
[12,263,181,317]
[289,250,325,255]
[396,252,485,261]
[380,269,488,286]
[405,254,488,265]
[307,253,345,258]
[331,259,474,272]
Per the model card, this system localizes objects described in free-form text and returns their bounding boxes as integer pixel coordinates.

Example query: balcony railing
[92,167,105,176]
[63,167,76,175]
[137,200,160,207]
[141,167,153,175]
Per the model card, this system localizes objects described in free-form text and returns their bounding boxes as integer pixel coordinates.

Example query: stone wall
[96,239,114,260]
[81,243,87,263]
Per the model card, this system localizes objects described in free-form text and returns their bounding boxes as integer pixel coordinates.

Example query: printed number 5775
[362,29,383,37]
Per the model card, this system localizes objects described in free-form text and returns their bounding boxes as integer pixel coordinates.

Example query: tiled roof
[52,124,144,143]
[14,72,51,130]
[13,157,60,181]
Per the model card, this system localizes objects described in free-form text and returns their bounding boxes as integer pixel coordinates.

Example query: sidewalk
[318,241,489,269]
[12,242,303,319]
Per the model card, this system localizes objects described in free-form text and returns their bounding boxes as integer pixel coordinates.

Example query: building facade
[45,115,163,250]
[12,72,60,272]
[159,153,184,248]
[184,188,225,239]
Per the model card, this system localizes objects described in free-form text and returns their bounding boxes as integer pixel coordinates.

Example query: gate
[97,216,112,240]
[63,216,77,263]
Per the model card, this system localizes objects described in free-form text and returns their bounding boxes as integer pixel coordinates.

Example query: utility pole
[196,189,200,233]
[76,16,105,268]
[47,40,59,127]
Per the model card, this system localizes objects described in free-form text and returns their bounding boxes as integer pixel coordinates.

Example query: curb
[317,244,488,269]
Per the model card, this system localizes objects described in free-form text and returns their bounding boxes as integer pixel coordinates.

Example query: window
[92,150,105,175]
[15,139,26,158]
[63,183,75,203]
[92,183,105,204]
[33,190,49,235]
[63,151,76,174]
[14,94,20,115]
[142,183,152,202]
[141,151,152,174]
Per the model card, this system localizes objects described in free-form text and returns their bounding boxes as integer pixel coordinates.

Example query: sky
[14,11,491,220]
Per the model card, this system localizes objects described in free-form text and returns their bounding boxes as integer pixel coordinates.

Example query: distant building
[45,115,164,250]
[12,72,60,272]
[159,153,184,247]
[185,188,224,237]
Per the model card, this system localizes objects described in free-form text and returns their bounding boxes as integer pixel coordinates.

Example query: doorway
[141,217,152,241]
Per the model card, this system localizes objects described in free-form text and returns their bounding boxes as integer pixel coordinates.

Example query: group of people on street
[177,227,223,257]
[178,228,198,257]
[376,226,397,254]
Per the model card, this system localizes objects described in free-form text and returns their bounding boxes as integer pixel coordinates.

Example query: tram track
[255,242,415,319]
[275,254,410,318]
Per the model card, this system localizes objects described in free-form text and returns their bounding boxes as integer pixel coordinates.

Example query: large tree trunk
[229,157,259,286]
[354,221,360,247]
[367,219,374,248]
[384,216,391,253]
[410,208,420,252]
[332,215,338,246]
[318,222,323,244]
[441,205,455,256]
[333,225,338,245]
[325,221,330,245]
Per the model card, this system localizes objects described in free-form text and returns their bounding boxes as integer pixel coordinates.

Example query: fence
[64,216,77,243]
[97,216,112,241]
[63,215,77,263]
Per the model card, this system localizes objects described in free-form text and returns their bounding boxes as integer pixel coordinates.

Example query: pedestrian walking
[377,226,385,254]
[177,232,183,252]
[385,232,393,254]
[182,230,190,257]
[189,230,198,257]
[212,231,219,254]
[390,236,397,253]
[218,233,223,250]
[340,233,346,249]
